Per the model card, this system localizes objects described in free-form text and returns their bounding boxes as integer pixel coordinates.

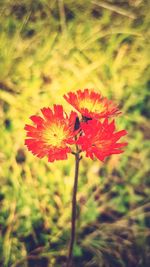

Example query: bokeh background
[0,1,150,266]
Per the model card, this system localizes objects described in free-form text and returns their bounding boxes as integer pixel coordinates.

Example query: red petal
[41,107,53,120]
[24,124,37,131]
[30,115,44,125]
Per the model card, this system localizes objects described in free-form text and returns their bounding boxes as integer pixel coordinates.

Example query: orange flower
[25,105,77,162]
[77,119,127,161]
[64,89,121,119]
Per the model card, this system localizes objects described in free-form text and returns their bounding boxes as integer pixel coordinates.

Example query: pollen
[43,123,68,147]
[94,139,111,149]
[79,98,104,113]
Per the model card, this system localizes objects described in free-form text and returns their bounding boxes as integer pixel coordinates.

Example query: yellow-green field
[0,1,150,266]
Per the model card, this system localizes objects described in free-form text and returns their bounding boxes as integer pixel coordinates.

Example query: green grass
[0,1,150,266]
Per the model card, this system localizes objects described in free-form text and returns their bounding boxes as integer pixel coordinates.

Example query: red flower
[64,89,121,119]
[77,119,127,161]
[25,105,77,162]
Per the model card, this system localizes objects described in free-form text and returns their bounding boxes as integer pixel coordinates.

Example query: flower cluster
[25,89,127,162]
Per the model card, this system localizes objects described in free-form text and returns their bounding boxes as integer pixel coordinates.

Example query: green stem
[66,152,80,267]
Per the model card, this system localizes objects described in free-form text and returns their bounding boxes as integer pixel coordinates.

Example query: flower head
[77,119,127,161]
[25,105,77,162]
[64,89,121,119]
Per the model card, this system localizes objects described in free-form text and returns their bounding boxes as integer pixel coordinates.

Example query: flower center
[79,98,104,113]
[43,123,68,147]
[94,139,111,149]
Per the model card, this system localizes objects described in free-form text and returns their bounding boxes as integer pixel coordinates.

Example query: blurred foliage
[0,0,150,266]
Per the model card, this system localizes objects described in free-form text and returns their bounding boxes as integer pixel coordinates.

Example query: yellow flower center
[43,123,68,147]
[79,98,104,113]
[94,139,111,149]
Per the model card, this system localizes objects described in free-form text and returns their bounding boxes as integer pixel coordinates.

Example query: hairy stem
[66,152,80,267]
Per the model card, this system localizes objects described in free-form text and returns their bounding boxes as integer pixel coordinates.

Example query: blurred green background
[0,1,150,266]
